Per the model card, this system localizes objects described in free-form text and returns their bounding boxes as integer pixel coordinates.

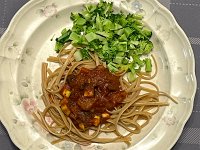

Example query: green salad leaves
[55,0,153,81]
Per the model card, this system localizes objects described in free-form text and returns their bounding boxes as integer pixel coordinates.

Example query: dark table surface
[0,0,200,149]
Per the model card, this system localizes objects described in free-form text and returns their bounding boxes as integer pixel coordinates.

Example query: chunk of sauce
[61,66,127,129]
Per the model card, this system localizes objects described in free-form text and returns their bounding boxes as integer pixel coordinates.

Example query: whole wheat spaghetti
[33,45,177,145]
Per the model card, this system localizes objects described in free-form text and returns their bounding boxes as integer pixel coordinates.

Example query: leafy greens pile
[55,0,153,81]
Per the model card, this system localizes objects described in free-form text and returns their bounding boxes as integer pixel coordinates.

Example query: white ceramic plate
[0,0,197,150]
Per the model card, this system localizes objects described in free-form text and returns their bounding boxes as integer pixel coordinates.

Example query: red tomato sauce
[61,66,127,130]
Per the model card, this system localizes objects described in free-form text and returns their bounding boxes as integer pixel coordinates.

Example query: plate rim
[0,0,197,149]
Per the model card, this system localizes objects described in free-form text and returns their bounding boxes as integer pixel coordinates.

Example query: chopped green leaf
[122,57,129,65]
[114,23,123,30]
[114,56,124,64]
[103,19,114,31]
[80,48,90,60]
[61,28,67,35]
[133,55,144,66]
[127,72,136,82]
[69,32,81,43]
[55,42,64,53]
[57,29,72,43]
[96,31,111,38]
[96,13,103,31]
[70,12,80,21]
[74,49,83,61]
[119,34,127,41]
[85,4,97,13]
[115,29,124,36]
[144,41,153,54]
[107,62,119,72]
[85,32,98,42]
[124,27,133,37]
[144,58,152,72]
[118,42,127,52]
[142,29,152,38]
[76,17,86,25]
